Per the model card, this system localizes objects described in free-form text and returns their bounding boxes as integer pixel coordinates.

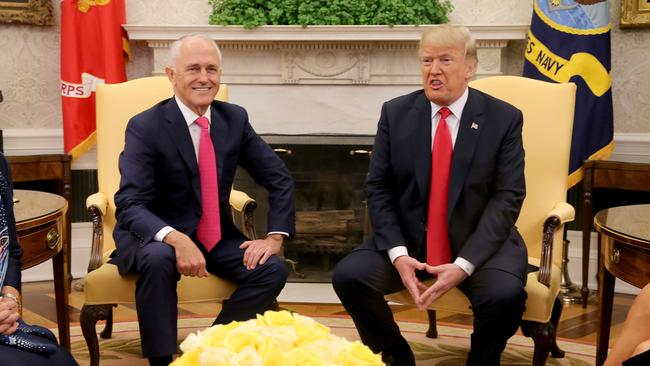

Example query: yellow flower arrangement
[170,310,384,366]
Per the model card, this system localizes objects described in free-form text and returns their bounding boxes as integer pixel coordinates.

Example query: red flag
[60,0,129,159]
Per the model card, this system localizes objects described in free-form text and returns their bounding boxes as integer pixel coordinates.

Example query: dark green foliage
[208,0,453,29]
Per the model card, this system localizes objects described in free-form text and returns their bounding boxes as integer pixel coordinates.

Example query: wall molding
[2,128,63,155]
[2,128,96,170]
[610,132,650,162]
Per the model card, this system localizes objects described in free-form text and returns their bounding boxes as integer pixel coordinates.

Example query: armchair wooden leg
[549,297,566,358]
[521,296,566,366]
[521,319,553,366]
[425,309,438,338]
[100,306,115,339]
[81,304,114,366]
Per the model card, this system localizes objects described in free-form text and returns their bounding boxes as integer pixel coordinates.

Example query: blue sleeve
[0,153,23,292]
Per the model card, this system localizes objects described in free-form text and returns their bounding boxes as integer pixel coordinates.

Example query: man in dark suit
[332,25,528,366]
[112,35,295,366]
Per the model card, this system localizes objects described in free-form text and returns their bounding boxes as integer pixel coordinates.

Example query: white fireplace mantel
[125,24,529,83]
[124,24,529,135]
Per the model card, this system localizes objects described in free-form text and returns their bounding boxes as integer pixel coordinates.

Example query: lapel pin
[471,122,479,130]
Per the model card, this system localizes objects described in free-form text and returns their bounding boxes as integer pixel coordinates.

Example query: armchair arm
[229,189,304,278]
[86,192,108,216]
[538,202,576,286]
[86,192,108,272]
[547,202,575,225]
[229,189,258,240]
[86,190,258,272]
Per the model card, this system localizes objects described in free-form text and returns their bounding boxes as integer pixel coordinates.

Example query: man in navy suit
[112,35,295,366]
[333,25,528,366]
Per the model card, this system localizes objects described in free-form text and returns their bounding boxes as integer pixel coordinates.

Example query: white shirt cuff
[267,231,289,237]
[454,257,475,276]
[155,226,175,243]
[388,246,409,264]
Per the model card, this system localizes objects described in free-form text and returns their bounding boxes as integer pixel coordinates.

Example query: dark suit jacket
[363,87,528,280]
[111,98,295,275]
[0,153,23,291]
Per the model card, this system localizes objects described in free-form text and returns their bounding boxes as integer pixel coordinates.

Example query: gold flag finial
[77,0,112,13]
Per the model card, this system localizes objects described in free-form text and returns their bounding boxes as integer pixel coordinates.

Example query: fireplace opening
[234,134,374,282]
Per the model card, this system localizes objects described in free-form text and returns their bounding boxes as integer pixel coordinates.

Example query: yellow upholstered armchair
[385,76,577,366]
[81,77,254,366]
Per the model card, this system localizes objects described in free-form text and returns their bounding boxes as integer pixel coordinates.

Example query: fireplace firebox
[234,134,374,282]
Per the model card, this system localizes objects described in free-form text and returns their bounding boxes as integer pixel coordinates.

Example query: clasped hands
[164,230,283,277]
[0,295,20,336]
[393,256,468,310]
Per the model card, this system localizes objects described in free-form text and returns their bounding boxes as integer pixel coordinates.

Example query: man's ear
[165,67,175,84]
[465,60,477,81]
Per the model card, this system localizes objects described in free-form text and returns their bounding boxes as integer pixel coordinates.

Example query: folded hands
[393,256,468,310]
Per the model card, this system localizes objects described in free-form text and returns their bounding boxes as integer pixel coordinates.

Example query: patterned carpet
[65,315,596,366]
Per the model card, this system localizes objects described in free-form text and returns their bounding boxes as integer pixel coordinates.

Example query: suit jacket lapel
[165,99,200,199]
[413,93,433,200]
[448,88,484,216]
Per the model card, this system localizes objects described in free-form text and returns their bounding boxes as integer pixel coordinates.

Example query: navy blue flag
[523,0,614,187]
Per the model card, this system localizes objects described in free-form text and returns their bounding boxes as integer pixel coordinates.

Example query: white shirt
[177,96,211,161]
[387,88,475,276]
[154,97,287,242]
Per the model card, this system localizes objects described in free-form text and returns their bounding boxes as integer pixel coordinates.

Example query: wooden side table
[14,189,71,351]
[581,160,650,307]
[594,204,650,365]
[7,154,72,293]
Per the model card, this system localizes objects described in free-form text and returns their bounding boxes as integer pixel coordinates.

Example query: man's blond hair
[419,25,477,66]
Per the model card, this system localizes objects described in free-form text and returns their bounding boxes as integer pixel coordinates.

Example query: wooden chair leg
[100,305,115,339]
[521,319,553,366]
[426,309,438,338]
[549,297,566,358]
[81,304,114,366]
[520,296,568,366]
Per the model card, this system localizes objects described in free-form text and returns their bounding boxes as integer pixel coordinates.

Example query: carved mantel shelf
[125,24,529,85]
[124,24,528,42]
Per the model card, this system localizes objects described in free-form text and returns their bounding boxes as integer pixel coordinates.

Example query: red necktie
[195,116,221,251]
[426,107,452,266]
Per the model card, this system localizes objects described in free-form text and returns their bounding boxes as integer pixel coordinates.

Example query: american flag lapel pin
[471,122,479,130]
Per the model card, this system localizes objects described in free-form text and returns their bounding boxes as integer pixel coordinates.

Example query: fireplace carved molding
[125,25,528,85]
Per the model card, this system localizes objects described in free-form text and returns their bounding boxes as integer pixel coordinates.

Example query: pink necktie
[195,116,221,251]
[426,107,452,266]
